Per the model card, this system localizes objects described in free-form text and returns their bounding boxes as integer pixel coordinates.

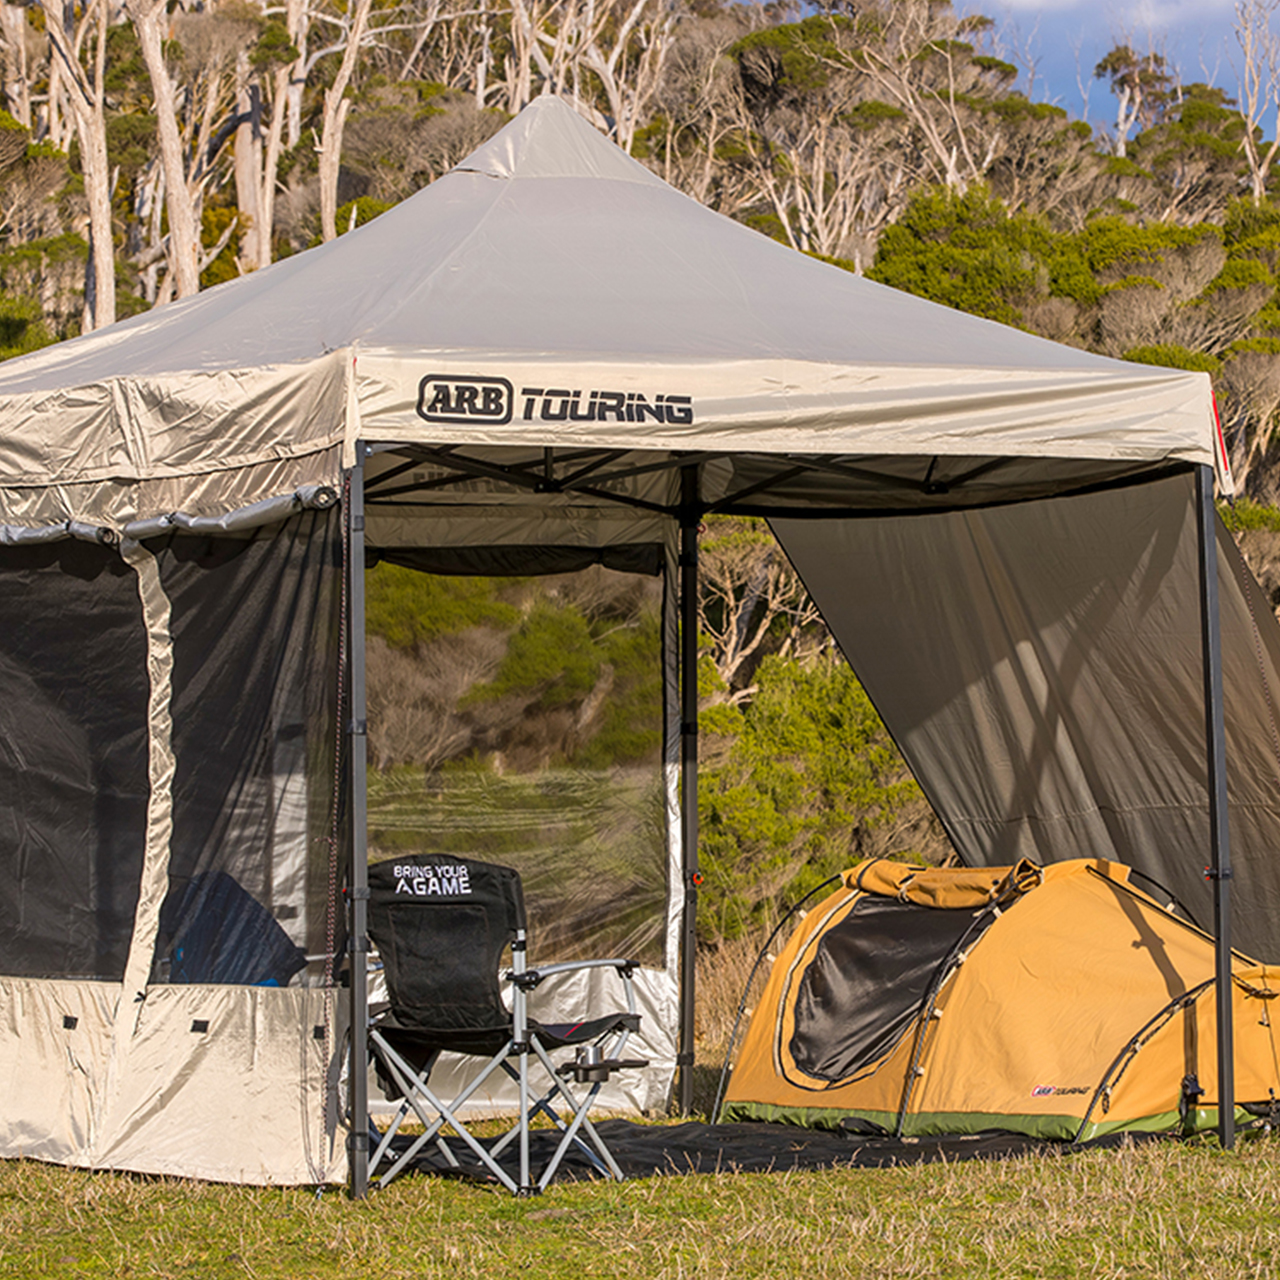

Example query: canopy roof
[0,97,1218,531]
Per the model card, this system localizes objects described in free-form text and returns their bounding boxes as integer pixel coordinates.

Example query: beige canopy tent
[0,97,1263,1192]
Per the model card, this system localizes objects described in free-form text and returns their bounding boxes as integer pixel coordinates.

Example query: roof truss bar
[942,457,1018,490]
[368,486,677,516]
[555,449,632,487]
[363,446,1030,514]
[369,444,676,495]
[570,451,720,489]
[376,447,549,494]
[706,453,928,511]
[553,484,676,516]
[365,442,467,492]
[706,464,812,513]
[364,454,427,492]
[366,472,488,500]
[772,454,937,492]
[365,445,681,516]
[365,445,712,509]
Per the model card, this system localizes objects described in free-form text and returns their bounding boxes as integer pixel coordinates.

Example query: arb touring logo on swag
[417,375,694,426]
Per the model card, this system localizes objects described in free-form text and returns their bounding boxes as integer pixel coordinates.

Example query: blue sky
[962,0,1242,129]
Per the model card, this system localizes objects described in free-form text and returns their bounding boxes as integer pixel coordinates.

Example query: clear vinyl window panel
[0,541,150,980]
[365,559,669,968]
[149,511,343,987]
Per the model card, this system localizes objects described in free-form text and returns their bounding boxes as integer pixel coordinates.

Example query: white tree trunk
[284,0,310,150]
[1235,0,1280,204]
[0,4,31,127]
[318,0,372,243]
[255,62,291,270]
[76,102,115,328]
[126,0,200,299]
[233,50,264,270]
[40,0,114,328]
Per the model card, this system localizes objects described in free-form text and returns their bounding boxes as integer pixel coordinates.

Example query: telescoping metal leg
[1196,463,1234,1150]
[678,464,701,1117]
[348,447,371,1197]
[513,931,533,1194]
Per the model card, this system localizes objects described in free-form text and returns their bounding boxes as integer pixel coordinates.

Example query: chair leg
[370,1048,460,1187]
[370,1031,520,1193]
[369,1100,409,1179]
[490,1062,611,1178]
[368,1097,462,1179]
[519,1038,532,1194]
[529,1039,625,1188]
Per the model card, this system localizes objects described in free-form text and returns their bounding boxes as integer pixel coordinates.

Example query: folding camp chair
[365,853,648,1194]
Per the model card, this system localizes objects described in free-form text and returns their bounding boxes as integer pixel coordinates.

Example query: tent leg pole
[1197,463,1234,1150]
[678,465,700,1117]
[348,445,371,1196]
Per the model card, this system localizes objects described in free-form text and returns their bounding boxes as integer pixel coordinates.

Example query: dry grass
[3,1133,1280,1278]
[690,931,777,1115]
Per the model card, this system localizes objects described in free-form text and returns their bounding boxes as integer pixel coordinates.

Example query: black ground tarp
[401,1120,1158,1185]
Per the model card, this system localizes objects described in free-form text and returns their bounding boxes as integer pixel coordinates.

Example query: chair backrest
[367,854,526,1035]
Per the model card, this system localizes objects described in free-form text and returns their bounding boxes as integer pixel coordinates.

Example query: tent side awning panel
[0,979,118,1164]
[773,472,1280,960]
[0,353,347,495]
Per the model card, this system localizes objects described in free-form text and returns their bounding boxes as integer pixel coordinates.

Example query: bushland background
[8,0,1280,1067]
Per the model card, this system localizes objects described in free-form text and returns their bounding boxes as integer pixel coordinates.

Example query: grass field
[4,1131,1280,1279]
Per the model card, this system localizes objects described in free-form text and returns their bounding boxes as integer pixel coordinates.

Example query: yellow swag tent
[723,859,1280,1140]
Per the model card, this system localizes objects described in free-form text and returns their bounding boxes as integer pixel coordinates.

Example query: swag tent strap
[0,97,1261,1192]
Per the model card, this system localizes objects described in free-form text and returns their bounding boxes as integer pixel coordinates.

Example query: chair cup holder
[557,1053,650,1084]
[569,1064,612,1084]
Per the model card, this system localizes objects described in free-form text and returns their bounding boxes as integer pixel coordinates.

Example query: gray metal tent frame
[340,441,1235,1198]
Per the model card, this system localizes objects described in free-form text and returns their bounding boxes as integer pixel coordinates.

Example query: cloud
[990,0,1232,25]
[993,0,1086,11]
[962,0,1240,116]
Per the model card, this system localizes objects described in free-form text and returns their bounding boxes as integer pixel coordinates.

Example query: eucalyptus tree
[1093,43,1174,158]
[124,0,203,297]
[318,0,374,242]
[38,0,114,327]
[1234,0,1280,203]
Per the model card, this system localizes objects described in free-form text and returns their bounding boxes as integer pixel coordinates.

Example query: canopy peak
[447,95,666,187]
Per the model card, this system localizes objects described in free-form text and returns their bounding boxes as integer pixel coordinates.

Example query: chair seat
[374,1013,512,1059]
[373,1009,640,1058]
[533,1012,640,1049]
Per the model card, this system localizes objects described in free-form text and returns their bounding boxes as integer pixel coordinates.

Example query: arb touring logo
[418,375,513,425]
[417,375,694,426]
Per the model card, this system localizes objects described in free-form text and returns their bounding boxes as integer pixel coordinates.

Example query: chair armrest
[524,958,640,981]
[505,958,643,1018]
